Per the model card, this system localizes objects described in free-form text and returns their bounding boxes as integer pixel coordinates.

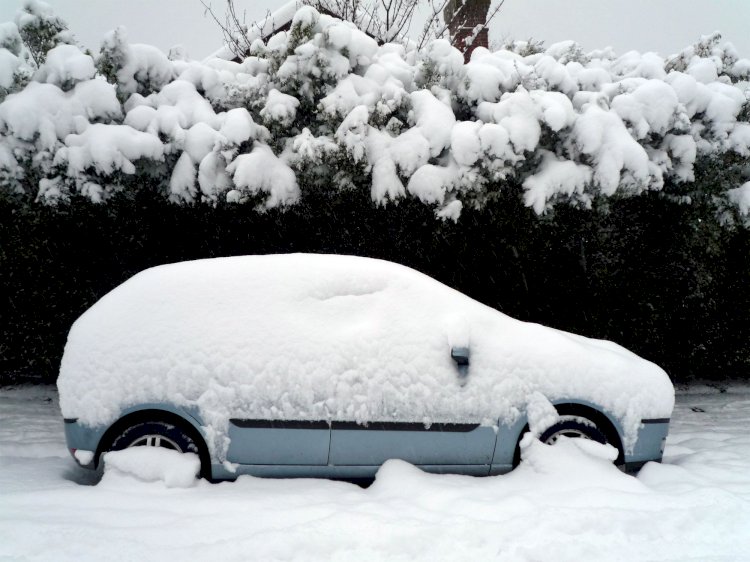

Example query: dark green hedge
[2,181,748,385]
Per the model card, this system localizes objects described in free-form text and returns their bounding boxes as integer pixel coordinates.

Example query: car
[58,253,674,480]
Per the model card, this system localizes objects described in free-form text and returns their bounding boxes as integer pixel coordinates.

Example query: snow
[126,80,220,131]
[484,88,550,153]
[169,151,197,202]
[73,449,94,465]
[261,88,300,127]
[292,5,318,30]
[0,80,121,149]
[523,150,593,213]
[728,181,750,215]
[0,141,18,172]
[128,43,174,92]
[119,80,273,203]
[435,199,463,222]
[291,127,336,161]
[663,133,697,182]
[409,90,455,158]
[450,121,482,166]
[57,123,164,176]
[0,47,21,89]
[407,162,458,205]
[610,79,681,139]
[208,0,303,60]
[572,104,651,195]
[321,75,379,117]
[225,143,299,207]
[2,384,749,560]
[197,150,231,199]
[389,128,430,176]
[102,448,200,488]
[524,391,560,436]
[478,122,514,162]
[35,44,96,88]
[369,139,405,202]
[0,21,22,55]
[37,177,63,203]
[183,121,222,162]
[14,0,74,49]
[219,107,259,145]
[335,104,369,162]
[57,254,673,460]
[463,59,510,102]
[100,26,175,97]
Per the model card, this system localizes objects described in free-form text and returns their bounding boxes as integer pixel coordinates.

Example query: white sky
[0,0,748,60]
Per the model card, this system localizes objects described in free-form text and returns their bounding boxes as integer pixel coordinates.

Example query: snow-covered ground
[1,384,749,561]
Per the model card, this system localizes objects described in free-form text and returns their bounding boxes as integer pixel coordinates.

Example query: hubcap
[543,428,590,445]
[128,434,182,451]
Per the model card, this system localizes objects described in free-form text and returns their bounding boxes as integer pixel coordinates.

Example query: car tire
[513,408,624,468]
[538,414,608,445]
[109,420,201,456]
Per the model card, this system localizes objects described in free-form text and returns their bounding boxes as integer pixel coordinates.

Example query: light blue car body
[63,398,669,480]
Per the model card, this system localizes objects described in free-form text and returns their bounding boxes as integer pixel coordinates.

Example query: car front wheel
[538,414,608,446]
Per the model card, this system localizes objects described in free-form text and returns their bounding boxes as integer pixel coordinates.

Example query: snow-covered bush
[0,4,748,222]
[0,22,33,103]
[98,27,175,101]
[14,0,74,66]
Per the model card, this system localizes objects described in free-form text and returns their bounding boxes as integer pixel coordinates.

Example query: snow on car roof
[57,254,673,457]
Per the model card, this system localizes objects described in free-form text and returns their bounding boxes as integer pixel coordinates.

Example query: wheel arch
[511,401,625,467]
[94,406,211,477]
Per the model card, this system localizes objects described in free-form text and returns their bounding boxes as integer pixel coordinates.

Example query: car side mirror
[451,346,470,379]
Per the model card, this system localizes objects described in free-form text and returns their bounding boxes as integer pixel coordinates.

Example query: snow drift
[102,448,200,488]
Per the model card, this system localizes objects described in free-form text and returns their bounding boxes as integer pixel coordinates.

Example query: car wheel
[109,420,200,455]
[538,414,608,445]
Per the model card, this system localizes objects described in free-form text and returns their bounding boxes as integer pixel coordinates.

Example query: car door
[328,419,497,472]
[225,419,330,465]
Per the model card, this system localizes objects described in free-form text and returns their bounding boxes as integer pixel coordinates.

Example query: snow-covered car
[58,254,674,480]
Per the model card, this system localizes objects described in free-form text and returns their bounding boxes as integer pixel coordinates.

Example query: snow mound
[502,435,646,494]
[58,254,674,461]
[370,434,642,500]
[520,434,620,469]
[73,449,94,465]
[102,448,200,488]
[35,44,95,88]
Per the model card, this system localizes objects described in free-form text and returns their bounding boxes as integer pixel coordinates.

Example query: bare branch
[417,0,452,51]
[203,0,507,60]
[200,0,252,58]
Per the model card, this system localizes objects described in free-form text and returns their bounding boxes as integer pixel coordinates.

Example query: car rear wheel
[96,412,212,479]
[110,420,200,455]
